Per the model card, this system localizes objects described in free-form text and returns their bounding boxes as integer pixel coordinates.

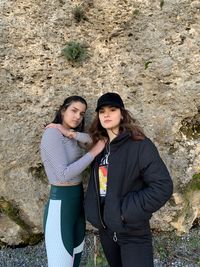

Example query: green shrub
[73,5,86,22]
[160,0,164,9]
[62,41,87,63]
[132,9,140,16]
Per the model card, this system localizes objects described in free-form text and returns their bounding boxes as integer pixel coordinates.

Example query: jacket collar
[94,131,131,165]
[108,131,131,152]
[110,131,131,144]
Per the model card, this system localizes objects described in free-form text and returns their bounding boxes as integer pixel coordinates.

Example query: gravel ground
[0,228,199,267]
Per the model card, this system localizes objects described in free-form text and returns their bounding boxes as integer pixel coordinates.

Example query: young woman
[84,92,173,267]
[40,96,105,267]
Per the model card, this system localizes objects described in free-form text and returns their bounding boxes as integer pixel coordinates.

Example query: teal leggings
[44,184,85,267]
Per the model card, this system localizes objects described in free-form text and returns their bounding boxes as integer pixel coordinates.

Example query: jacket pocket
[121,191,152,224]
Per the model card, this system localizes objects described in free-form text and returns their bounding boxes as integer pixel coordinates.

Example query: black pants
[99,228,154,267]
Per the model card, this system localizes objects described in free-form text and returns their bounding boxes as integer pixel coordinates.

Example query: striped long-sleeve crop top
[40,128,94,184]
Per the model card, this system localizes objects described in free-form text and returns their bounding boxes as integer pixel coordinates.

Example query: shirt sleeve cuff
[86,152,95,161]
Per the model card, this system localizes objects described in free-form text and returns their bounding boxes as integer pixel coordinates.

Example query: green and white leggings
[44,184,85,267]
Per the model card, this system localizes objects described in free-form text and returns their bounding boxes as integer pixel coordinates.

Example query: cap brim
[95,102,122,112]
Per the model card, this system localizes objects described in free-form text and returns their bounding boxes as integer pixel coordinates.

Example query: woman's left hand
[45,123,76,139]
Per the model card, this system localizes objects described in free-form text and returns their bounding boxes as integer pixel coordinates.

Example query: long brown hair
[89,107,145,144]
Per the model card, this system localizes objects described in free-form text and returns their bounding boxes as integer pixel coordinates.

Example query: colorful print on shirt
[99,153,109,197]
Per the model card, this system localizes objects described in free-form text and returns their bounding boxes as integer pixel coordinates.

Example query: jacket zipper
[93,168,106,229]
[95,144,118,241]
[106,143,118,243]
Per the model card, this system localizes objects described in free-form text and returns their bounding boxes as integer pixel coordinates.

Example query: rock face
[0,0,199,245]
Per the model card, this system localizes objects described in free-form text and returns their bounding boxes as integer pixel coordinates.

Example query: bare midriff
[51,181,81,186]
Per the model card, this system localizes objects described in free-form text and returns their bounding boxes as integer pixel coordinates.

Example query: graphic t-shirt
[99,152,109,197]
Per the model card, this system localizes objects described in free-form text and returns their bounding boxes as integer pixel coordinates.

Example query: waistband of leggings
[49,183,83,200]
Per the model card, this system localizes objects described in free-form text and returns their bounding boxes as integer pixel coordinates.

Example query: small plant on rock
[132,9,140,16]
[160,0,164,10]
[62,41,87,63]
[144,61,152,69]
[73,5,87,22]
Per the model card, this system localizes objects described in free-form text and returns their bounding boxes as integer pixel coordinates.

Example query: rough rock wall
[0,0,199,245]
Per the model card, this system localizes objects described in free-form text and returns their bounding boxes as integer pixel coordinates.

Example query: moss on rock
[21,232,44,246]
[180,112,200,139]
[186,173,200,192]
[28,163,48,184]
[0,197,29,232]
[0,197,43,245]
[171,174,200,232]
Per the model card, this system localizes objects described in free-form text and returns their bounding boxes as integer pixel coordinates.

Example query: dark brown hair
[89,107,145,144]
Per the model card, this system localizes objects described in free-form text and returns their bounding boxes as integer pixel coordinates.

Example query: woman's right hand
[89,139,106,157]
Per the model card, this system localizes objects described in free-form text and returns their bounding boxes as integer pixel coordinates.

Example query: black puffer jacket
[84,132,173,235]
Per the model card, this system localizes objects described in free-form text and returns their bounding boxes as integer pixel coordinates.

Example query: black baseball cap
[95,92,124,112]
